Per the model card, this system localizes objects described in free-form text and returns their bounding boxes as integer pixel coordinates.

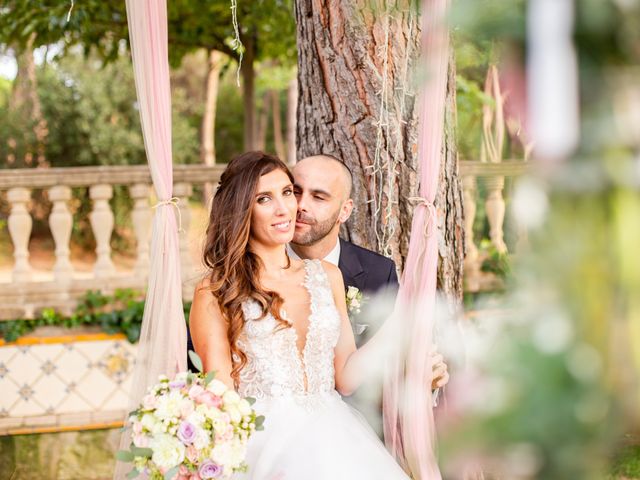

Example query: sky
[0,45,63,81]
[0,54,17,80]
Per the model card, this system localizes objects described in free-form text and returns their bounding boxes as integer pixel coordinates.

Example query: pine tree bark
[241,31,257,151]
[272,90,286,161]
[295,1,463,301]
[201,49,223,204]
[286,77,298,164]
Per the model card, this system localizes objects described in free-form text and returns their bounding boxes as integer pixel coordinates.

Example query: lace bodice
[237,259,341,400]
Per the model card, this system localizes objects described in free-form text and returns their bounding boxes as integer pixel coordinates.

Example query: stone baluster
[173,182,195,299]
[89,184,116,278]
[462,175,480,291]
[484,175,507,253]
[129,183,152,279]
[48,186,74,283]
[7,187,32,282]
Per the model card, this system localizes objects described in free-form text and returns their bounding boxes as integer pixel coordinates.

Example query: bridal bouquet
[117,352,263,480]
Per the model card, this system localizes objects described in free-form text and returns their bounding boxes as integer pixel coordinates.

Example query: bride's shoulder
[313,260,344,289]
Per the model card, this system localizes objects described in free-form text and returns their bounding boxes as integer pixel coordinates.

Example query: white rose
[154,390,184,421]
[229,438,246,468]
[222,390,241,406]
[210,442,233,469]
[140,413,157,431]
[149,434,185,470]
[186,410,206,428]
[213,417,228,432]
[237,399,252,416]
[192,426,211,450]
[226,405,242,424]
[204,406,221,421]
[207,379,227,396]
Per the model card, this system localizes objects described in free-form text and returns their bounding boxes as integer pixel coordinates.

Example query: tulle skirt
[235,391,409,480]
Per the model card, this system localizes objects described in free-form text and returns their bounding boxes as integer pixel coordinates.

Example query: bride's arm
[189,278,235,390]
[330,264,449,396]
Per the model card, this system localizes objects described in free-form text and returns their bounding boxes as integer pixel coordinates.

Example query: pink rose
[186,445,199,463]
[179,465,190,476]
[132,434,149,448]
[190,474,202,480]
[196,391,222,408]
[188,385,205,399]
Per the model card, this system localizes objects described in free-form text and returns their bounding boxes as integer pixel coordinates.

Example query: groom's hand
[430,351,449,390]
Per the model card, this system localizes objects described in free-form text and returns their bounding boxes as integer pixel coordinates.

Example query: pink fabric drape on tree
[383,0,450,479]
[114,1,186,477]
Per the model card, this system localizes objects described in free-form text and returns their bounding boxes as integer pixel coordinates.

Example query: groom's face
[291,157,351,246]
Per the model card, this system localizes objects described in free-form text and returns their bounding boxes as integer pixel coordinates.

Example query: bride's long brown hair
[203,151,294,387]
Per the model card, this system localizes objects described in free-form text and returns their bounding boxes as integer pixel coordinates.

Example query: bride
[189,151,447,479]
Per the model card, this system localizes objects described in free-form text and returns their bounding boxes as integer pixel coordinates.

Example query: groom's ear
[338,199,354,224]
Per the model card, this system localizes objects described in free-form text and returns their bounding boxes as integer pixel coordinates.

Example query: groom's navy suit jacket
[186,238,398,371]
[338,238,398,296]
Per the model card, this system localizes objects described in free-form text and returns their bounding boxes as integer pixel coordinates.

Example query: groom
[288,154,398,342]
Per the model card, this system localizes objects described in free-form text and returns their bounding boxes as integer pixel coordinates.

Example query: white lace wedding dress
[234,259,409,479]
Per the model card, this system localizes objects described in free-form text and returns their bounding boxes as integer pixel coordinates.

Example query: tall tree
[295,1,464,299]
[0,0,296,151]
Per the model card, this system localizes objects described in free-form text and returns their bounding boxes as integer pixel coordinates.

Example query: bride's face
[250,168,297,246]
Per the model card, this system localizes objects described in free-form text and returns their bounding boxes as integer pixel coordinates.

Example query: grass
[610,444,640,479]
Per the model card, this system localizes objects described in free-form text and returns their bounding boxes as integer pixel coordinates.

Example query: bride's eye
[283,187,293,196]
[257,195,270,204]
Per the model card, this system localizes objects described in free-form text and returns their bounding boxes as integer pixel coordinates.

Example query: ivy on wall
[0,289,192,343]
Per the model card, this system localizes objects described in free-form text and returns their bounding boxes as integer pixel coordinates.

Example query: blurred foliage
[0,288,193,344]
[0,0,296,67]
[0,50,200,251]
[479,239,511,280]
[442,0,640,478]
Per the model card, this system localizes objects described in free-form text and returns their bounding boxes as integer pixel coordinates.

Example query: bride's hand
[430,351,449,390]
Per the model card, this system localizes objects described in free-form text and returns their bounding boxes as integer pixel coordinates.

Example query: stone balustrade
[0,161,529,319]
[459,160,530,292]
[0,165,224,320]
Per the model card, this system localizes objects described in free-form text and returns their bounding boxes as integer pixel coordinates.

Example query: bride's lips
[272,220,292,232]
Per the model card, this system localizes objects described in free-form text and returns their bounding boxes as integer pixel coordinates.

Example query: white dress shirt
[287,239,341,266]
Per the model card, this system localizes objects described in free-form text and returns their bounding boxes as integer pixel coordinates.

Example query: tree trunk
[286,77,298,164]
[436,52,465,305]
[241,31,257,151]
[201,49,223,204]
[295,1,463,300]
[272,90,286,160]
[255,91,270,151]
[10,34,48,167]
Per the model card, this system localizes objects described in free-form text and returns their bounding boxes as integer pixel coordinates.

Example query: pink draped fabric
[383,0,450,478]
[114,1,186,478]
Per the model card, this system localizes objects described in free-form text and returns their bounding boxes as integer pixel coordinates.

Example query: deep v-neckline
[280,259,314,362]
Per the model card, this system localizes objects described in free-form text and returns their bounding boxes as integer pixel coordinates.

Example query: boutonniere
[346,286,364,314]
[346,286,369,335]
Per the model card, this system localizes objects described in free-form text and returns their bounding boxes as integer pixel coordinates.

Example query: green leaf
[245,396,256,406]
[204,371,216,386]
[188,350,203,372]
[255,415,265,430]
[127,468,140,479]
[131,446,153,458]
[116,450,134,462]
[164,465,180,480]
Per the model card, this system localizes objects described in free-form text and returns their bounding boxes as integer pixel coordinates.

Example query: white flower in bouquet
[150,434,186,470]
[116,350,263,480]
